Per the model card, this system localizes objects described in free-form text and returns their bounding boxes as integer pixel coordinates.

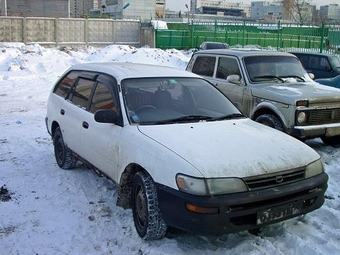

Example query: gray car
[186,49,340,146]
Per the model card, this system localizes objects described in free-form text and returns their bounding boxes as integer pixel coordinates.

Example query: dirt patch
[0,185,12,202]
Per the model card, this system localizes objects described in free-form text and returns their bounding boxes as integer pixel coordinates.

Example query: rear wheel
[255,114,284,132]
[131,171,167,240]
[321,135,340,147]
[53,127,77,169]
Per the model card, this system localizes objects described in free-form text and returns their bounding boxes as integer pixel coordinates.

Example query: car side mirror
[308,73,315,80]
[94,109,118,124]
[226,74,241,84]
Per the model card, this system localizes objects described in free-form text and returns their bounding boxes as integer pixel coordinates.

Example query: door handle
[82,121,89,129]
[60,109,65,115]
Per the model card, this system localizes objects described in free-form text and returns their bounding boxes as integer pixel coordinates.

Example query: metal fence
[0,17,141,46]
[156,21,340,54]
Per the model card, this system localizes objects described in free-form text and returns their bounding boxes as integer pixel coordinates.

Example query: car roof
[289,51,334,57]
[68,62,200,83]
[194,49,296,58]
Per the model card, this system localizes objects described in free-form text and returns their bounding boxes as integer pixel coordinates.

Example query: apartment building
[0,0,95,18]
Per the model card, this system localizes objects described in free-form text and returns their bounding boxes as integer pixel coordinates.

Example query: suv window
[54,71,81,98]
[216,57,241,79]
[192,56,216,77]
[69,78,96,109]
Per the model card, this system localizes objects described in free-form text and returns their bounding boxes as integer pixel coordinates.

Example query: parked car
[315,74,340,89]
[46,62,328,240]
[290,51,340,79]
[186,49,340,146]
[199,41,229,50]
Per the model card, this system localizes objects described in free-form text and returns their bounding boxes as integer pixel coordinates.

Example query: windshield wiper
[280,75,305,82]
[154,115,214,124]
[211,113,246,121]
[253,75,284,82]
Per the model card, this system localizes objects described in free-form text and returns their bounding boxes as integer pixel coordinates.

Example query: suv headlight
[176,174,248,196]
[305,159,324,178]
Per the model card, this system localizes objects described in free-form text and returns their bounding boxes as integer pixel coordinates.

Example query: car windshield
[329,55,340,71]
[122,77,244,125]
[244,56,311,83]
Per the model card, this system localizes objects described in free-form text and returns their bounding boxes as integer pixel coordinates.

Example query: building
[103,0,156,21]
[250,1,282,21]
[0,0,95,18]
[194,0,250,18]
[320,4,340,21]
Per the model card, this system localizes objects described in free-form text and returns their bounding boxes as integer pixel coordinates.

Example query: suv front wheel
[321,135,340,147]
[255,114,284,132]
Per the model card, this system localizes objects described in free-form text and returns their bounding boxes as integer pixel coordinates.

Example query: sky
[165,0,340,12]
[0,42,340,254]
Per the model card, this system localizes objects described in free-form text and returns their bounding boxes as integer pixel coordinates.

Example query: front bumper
[156,172,328,235]
[292,123,340,138]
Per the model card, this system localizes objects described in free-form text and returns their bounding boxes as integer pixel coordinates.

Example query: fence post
[276,20,281,50]
[242,20,245,47]
[320,22,325,53]
[214,20,217,41]
[190,19,194,48]
[23,18,27,44]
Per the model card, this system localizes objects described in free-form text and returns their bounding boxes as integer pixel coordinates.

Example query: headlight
[176,174,248,196]
[305,159,324,178]
[297,111,307,124]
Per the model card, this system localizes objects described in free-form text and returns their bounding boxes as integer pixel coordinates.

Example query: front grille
[243,168,305,191]
[309,108,340,125]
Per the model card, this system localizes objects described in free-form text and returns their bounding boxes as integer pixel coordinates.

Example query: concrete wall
[0,16,143,47]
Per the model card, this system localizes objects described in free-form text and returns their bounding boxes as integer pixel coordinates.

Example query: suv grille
[309,108,340,125]
[243,168,305,191]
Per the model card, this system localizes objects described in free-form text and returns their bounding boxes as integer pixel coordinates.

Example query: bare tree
[277,0,314,25]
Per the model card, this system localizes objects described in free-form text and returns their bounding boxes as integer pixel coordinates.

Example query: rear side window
[54,71,81,98]
[191,56,216,77]
[69,78,96,109]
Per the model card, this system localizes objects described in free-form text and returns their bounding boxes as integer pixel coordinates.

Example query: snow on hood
[138,119,320,178]
[252,81,340,105]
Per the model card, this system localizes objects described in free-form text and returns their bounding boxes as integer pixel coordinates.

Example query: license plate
[326,127,340,136]
[256,201,303,225]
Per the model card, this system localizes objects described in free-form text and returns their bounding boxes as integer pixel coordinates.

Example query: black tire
[53,127,77,169]
[131,171,167,240]
[321,135,340,147]
[255,114,284,132]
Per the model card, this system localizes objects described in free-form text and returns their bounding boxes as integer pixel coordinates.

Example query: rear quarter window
[192,56,216,77]
[53,71,81,98]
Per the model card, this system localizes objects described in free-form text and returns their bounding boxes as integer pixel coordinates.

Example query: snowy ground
[0,43,340,255]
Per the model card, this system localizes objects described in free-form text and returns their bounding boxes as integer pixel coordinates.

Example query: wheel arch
[116,163,148,209]
[51,121,60,137]
[251,106,287,131]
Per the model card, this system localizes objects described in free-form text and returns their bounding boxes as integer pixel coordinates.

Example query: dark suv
[290,52,340,79]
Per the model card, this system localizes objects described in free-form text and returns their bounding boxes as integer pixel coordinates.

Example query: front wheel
[53,127,77,169]
[255,114,284,132]
[321,135,340,147]
[131,171,167,240]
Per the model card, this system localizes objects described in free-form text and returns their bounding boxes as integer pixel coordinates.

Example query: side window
[191,56,216,77]
[320,57,331,70]
[216,57,240,79]
[70,78,95,109]
[90,83,116,114]
[54,71,81,98]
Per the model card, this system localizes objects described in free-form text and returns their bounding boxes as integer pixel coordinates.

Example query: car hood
[137,119,320,178]
[251,81,340,105]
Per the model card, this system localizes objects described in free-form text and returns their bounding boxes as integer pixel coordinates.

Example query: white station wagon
[45,62,328,240]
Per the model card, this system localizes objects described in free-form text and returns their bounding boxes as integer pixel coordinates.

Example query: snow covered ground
[0,43,340,255]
